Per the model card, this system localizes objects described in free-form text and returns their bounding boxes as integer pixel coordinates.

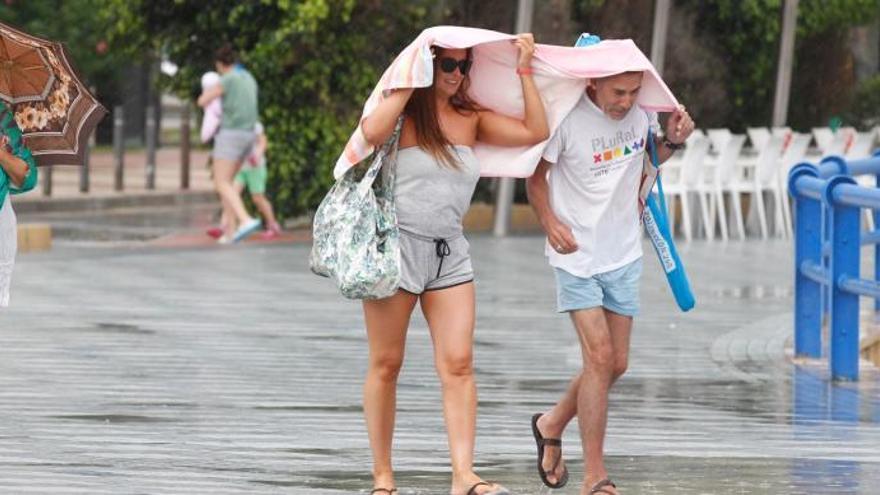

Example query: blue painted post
[823,201,831,320]
[825,176,860,381]
[790,164,822,358]
[820,157,848,320]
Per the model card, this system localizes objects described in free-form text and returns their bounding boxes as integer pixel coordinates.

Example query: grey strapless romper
[394,145,480,294]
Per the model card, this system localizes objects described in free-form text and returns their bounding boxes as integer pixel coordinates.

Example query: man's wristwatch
[662,137,686,150]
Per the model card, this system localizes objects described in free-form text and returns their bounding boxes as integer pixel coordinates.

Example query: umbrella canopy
[0,21,107,166]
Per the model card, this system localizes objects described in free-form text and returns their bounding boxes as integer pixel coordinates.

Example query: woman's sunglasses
[438,57,472,75]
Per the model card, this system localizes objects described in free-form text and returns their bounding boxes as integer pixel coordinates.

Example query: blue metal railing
[789,151,880,381]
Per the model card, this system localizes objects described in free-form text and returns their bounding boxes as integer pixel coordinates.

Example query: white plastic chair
[706,134,747,241]
[850,132,880,230]
[824,127,856,156]
[728,135,786,239]
[707,128,733,151]
[846,131,877,160]
[812,127,834,154]
[660,136,711,241]
[778,133,812,239]
[747,127,771,150]
[686,128,706,146]
[748,127,791,150]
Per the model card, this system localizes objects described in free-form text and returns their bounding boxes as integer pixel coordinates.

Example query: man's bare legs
[534,308,632,493]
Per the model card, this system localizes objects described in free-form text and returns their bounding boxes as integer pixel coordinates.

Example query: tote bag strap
[355,115,404,198]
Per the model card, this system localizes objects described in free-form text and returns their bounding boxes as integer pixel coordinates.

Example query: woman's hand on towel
[513,33,536,70]
[664,105,694,145]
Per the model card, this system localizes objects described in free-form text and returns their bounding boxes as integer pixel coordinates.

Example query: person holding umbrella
[0,102,37,307]
[0,22,107,306]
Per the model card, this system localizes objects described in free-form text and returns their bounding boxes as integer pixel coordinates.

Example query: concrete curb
[13,190,218,214]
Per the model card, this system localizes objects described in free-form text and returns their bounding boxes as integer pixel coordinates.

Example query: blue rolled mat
[643,131,695,312]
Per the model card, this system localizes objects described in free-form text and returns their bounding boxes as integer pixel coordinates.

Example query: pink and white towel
[200,71,223,144]
[334,26,679,179]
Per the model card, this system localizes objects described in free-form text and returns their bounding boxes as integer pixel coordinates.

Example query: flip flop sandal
[370,489,397,494]
[589,478,617,494]
[531,413,569,488]
[466,481,510,495]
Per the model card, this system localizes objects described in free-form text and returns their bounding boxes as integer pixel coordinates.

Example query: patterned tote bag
[310,118,403,299]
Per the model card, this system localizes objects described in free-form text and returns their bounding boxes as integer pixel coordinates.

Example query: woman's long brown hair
[404,47,481,168]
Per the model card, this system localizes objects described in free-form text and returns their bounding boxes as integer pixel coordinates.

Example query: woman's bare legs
[421,282,501,495]
[212,158,255,237]
[362,291,419,491]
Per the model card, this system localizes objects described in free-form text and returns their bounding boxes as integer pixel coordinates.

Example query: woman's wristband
[516,66,534,76]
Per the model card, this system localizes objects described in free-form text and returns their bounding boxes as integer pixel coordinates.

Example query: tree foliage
[685,0,880,130]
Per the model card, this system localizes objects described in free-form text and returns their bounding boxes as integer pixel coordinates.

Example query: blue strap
[647,130,669,228]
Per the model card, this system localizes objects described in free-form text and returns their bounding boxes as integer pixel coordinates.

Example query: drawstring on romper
[434,239,451,279]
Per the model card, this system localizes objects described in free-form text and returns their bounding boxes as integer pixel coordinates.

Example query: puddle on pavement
[252,404,363,413]
[50,414,175,424]
[90,322,156,335]
[111,401,199,409]
[304,335,364,343]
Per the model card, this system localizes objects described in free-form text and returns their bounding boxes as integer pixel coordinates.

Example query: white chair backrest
[813,127,834,153]
[846,132,877,159]
[707,128,733,152]
[772,127,792,138]
[680,136,711,187]
[825,127,856,157]
[781,133,812,168]
[715,134,747,185]
[686,128,706,146]
[755,135,786,185]
[747,127,771,149]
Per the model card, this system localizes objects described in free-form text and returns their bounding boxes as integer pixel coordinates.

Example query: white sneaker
[233,218,262,242]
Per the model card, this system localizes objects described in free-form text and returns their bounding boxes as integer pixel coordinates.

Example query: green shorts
[234,163,267,194]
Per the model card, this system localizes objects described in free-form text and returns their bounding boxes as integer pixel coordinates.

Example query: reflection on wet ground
[292,456,880,494]
[1,238,878,493]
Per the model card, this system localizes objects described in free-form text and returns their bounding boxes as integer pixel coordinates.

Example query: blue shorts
[554,258,643,316]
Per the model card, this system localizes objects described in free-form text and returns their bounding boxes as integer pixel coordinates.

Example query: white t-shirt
[542,94,659,278]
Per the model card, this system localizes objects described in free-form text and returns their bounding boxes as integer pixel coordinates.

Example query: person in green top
[0,102,39,307]
[197,44,262,244]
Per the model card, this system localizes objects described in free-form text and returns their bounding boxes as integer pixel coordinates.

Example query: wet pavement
[19,201,221,244]
[1,236,879,493]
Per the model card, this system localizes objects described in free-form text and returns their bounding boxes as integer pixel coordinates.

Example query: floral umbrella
[0,21,107,166]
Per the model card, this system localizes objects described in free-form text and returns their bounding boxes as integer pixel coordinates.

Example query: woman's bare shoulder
[398,116,418,147]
